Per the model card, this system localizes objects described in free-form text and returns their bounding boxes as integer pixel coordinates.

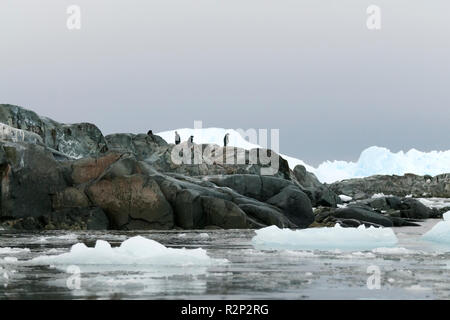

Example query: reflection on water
[1,219,450,300]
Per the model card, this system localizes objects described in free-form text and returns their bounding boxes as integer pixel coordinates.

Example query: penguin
[147,130,153,136]
[187,135,194,148]
[175,131,181,145]
[224,133,230,147]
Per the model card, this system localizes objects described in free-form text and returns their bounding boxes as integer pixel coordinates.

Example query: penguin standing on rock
[187,135,194,147]
[224,133,230,147]
[175,131,180,145]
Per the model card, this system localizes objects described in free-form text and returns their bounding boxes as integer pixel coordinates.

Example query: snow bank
[31,236,227,266]
[251,225,398,251]
[157,129,450,183]
[422,213,450,245]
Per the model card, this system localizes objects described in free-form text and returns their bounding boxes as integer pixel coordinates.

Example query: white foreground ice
[31,236,227,267]
[157,128,450,183]
[422,211,450,245]
[252,225,398,251]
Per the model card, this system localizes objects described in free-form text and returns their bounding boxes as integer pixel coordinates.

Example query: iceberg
[251,225,398,251]
[31,236,227,267]
[313,146,450,183]
[422,212,450,245]
[157,129,450,183]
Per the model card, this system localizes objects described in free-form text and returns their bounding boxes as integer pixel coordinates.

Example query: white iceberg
[157,128,450,183]
[422,213,450,245]
[313,146,450,183]
[31,236,227,267]
[251,225,398,251]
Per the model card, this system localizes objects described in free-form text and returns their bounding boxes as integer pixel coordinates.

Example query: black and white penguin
[224,133,230,147]
[175,131,180,145]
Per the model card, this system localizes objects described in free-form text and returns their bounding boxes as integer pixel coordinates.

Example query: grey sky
[1,0,449,166]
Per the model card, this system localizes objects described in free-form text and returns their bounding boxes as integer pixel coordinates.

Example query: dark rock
[0,104,108,158]
[238,204,295,228]
[201,197,247,229]
[0,142,68,219]
[266,185,314,228]
[174,189,204,229]
[86,174,174,229]
[332,207,393,227]
[396,198,431,219]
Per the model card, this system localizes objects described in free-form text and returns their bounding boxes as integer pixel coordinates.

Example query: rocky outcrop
[0,104,108,158]
[330,173,450,199]
[312,195,441,228]
[0,141,67,219]
[1,104,446,231]
[293,164,341,207]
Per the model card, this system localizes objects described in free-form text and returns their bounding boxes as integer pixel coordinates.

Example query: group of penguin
[147,130,230,147]
[174,131,230,147]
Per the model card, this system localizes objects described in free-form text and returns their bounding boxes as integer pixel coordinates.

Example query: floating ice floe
[31,236,227,267]
[0,247,30,255]
[422,211,450,245]
[371,247,416,255]
[252,225,398,251]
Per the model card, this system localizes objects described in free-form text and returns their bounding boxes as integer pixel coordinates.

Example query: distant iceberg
[251,225,398,251]
[31,236,227,267]
[157,129,450,183]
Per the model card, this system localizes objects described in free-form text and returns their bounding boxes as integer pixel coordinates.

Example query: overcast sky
[1,0,449,165]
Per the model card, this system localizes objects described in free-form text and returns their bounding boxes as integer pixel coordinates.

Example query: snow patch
[251,225,398,251]
[339,195,353,202]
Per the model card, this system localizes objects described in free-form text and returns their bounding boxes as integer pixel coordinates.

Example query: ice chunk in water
[422,216,450,245]
[252,224,398,251]
[31,236,227,267]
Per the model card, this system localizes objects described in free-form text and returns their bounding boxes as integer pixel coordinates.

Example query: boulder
[0,142,68,219]
[266,185,314,228]
[52,187,90,209]
[396,198,432,219]
[332,207,393,227]
[238,203,295,228]
[174,189,205,229]
[201,197,247,229]
[86,174,174,229]
[71,152,122,184]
